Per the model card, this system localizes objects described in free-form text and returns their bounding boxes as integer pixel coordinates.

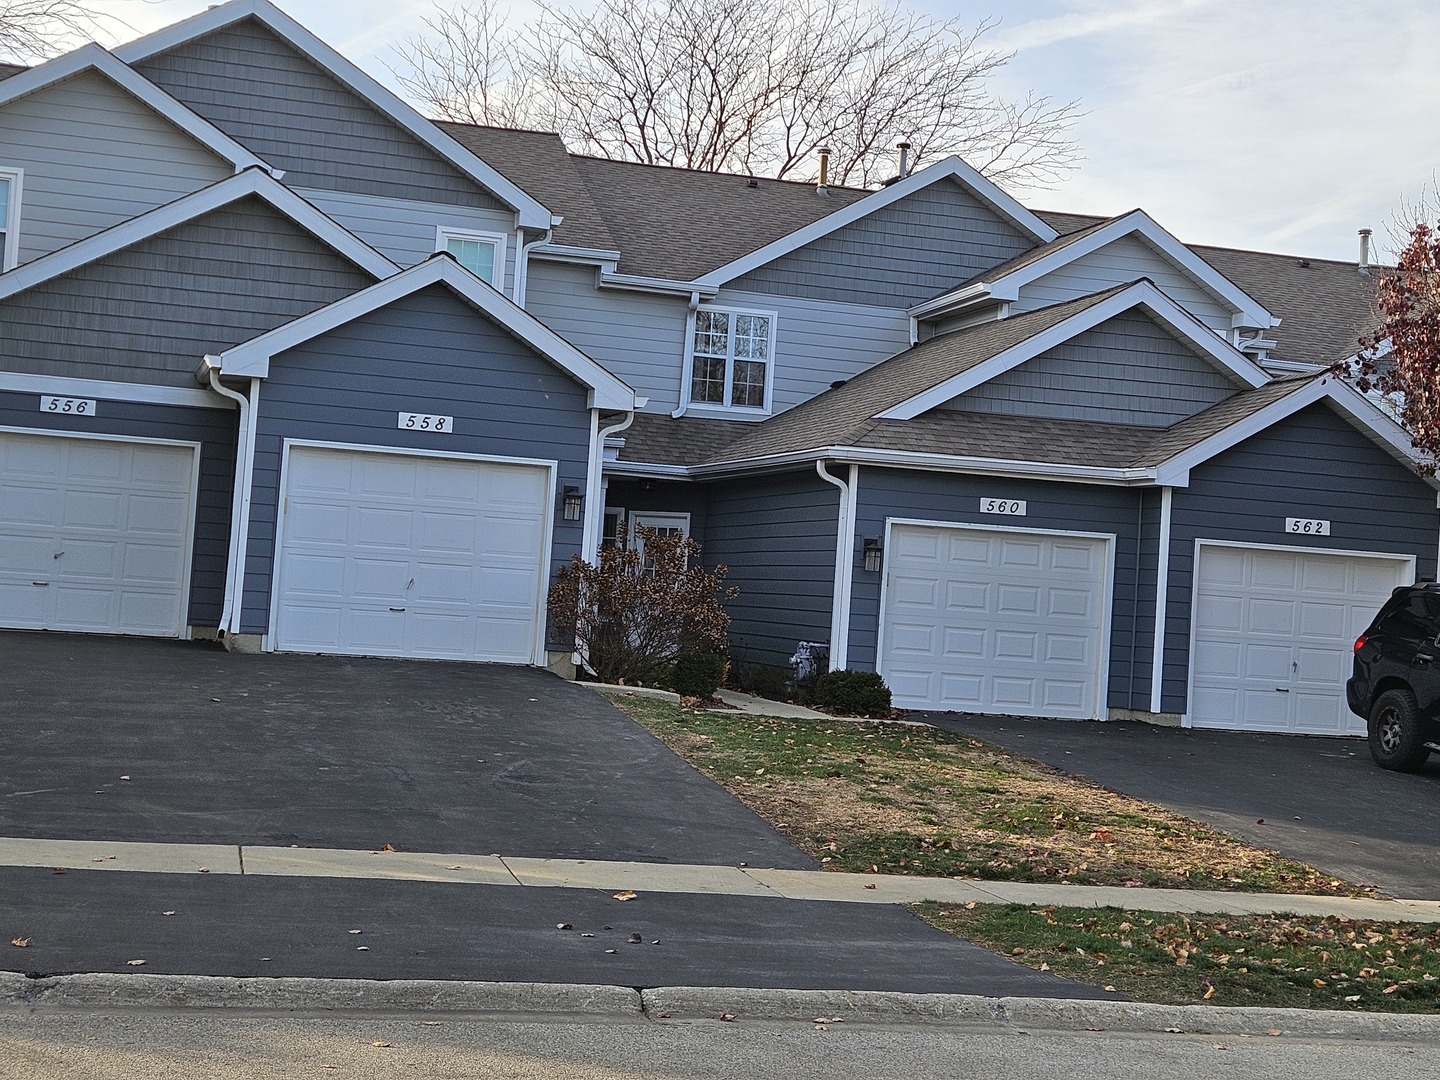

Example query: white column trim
[1149,486,1173,714]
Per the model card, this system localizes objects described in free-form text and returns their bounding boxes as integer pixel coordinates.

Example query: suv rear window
[1376,591,1440,637]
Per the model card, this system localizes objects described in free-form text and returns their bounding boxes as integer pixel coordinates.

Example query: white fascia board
[113,0,553,229]
[601,460,692,479]
[879,281,1269,422]
[1153,378,1436,488]
[0,43,276,176]
[995,209,1275,330]
[0,369,235,409]
[598,272,719,298]
[532,244,623,268]
[907,281,1002,319]
[684,445,1156,485]
[693,156,1058,288]
[219,257,635,410]
[0,170,398,302]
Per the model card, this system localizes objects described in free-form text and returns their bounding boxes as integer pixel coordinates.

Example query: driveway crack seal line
[237,846,245,875]
[496,857,525,887]
[737,867,782,895]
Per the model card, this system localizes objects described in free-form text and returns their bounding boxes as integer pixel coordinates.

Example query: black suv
[1348,583,1440,771]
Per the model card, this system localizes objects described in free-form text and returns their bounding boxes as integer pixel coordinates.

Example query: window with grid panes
[690,307,773,409]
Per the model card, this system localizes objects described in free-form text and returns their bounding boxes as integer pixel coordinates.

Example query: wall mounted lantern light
[563,485,584,521]
[862,537,883,573]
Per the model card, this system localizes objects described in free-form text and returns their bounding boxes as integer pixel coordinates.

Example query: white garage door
[0,430,196,636]
[273,446,551,663]
[880,523,1111,719]
[1190,544,1412,734]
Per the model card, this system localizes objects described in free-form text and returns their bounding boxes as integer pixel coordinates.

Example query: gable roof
[915,209,1275,331]
[0,168,398,301]
[693,157,1058,288]
[217,255,635,410]
[112,0,554,229]
[0,42,274,175]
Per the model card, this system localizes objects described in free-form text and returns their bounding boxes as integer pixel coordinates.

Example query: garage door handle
[1274,687,1289,693]
[389,607,405,613]
[31,581,49,587]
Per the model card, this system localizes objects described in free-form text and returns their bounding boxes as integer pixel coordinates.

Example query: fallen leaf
[812,1016,844,1024]
[10,937,28,947]
[1038,962,1050,972]
[1203,985,1216,1000]
[356,946,369,952]
[1265,1029,1282,1037]
[651,939,661,945]
[613,890,638,901]
[580,933,595,938]
[162,911,176,917]
[1256,819,1265,825]
[126,959,146,966]
[964,902,977,910]
[604,948,616,954]
[1212,1044,1228,1051]
[380,844,397,852]
[320,1065,336,1070]
[50,868,65,875]
[863,883,876,890]
[446,865,463,871]
[1312,979,1327,988]
[1103,985,1118,993]
[1384,984,1400,995]
[1163,1027,1183,1034]
[718,1013,736,1022]
[260,958,271,962]
[197,867,210,874]
[371,1041,391,1048]
[556,923,573,930]
[1345,995,1361,1002]
[348,929,363,935]
[627,933,643,943]
[421,1021,442,1027]
[120,775,131,781]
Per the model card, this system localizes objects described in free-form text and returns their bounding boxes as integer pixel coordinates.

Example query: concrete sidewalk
[5,836,1437,922]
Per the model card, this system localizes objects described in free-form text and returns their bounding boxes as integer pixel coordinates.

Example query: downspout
[513,227,551,308]
[816,460,857,670]
[585,407,637,560]
[671,291,702,418]
[202,359,259,638]
[1149,486,1173,715]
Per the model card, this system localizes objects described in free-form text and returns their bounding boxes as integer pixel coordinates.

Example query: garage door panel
[1190,545,1410,735]
[0,432,193,637]
[274,447,548,663]
[882,524,1109,719]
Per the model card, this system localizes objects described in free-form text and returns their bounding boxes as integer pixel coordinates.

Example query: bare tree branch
[392,0,1081,189]
[0,0,112,62]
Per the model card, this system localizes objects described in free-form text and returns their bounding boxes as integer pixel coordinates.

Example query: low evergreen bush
[813,669,892,716]
[669,651,728,699]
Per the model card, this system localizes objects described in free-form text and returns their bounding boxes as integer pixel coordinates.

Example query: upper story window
[0,168,22,271]
[436,227,506,287]
[687,306,776,413]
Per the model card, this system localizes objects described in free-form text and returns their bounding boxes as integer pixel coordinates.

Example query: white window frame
[0,166,23,271]
[681,304,777,416]
[435,226,507,288]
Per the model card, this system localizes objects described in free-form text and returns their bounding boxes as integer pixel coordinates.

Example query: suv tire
[1368,689,1431,772]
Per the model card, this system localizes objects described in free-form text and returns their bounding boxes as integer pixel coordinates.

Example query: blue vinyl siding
[731,179,1034,308]
[944,310,1241,426]
[1161,403,1440,712]
[0,196,377,388]
[702,472,839,667]
[0,388,237,628]
[848,468,1151,710]
[603,479,709,545]
[135,17,502,209]
[239,285,592,637]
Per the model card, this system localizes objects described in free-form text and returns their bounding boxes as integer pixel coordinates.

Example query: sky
[89,0,1440,263]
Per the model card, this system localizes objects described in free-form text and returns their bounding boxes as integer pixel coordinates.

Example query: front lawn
[916,903,1440,1012]
[609,695,1362,895]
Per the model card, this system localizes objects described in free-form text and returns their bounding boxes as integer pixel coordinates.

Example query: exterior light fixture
[862,537,883,573]
[563,485,584,521]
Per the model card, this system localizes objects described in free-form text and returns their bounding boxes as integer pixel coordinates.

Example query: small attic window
[0,168,22,270]
[436,226,506,286]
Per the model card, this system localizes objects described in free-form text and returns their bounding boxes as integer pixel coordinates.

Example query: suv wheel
[1368,689,1431,772]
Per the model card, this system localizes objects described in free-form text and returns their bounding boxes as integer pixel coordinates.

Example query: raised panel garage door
[273,446,550,663]
[0,430,196,636]
[879,523,1111,719]
[1190,544,1411,734]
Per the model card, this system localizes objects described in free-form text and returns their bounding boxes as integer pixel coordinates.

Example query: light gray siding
[0,388,237,628]
[731,178,1035,308]
[0,196,376,387]
[1161,403,1439,712]
[847,468,1151,711]
[943,310,1241,426]
[240,284,592,639]
[703,472,838,668]
[1015,234,1234,337]
[524,261,689,413]
[300,187,519,296]
[134,17,503,209]
[714,288,913,414]
[0,70,233,264]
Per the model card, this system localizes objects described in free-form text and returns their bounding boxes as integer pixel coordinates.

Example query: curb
[0,972,638,1016]
[5,972,1439,1037]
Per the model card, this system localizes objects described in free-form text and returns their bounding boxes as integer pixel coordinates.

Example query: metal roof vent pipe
[816,146,830,196]
[1359,227,1373,275]
[897,140,912,179]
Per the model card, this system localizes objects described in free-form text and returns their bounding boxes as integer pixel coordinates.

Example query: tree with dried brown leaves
[393,0,1081,189]
[547,527,737,686]
[1343,221,1440,473]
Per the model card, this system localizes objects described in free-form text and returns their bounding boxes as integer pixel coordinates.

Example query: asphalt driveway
[927,713,1440,901]
[0,631,811,869]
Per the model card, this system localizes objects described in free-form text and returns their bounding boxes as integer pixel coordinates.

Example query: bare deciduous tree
[392,0,1081,189]
[0,0,108,62]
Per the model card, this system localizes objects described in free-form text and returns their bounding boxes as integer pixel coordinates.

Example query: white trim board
[113,0,553,230]
[265,437,558,664]
[879,280,1270,422]
[1180,539,1417,730]
[1149,486,1173,714]
[914,209,1275,332]
[875,516,1116,721]
[0,169,398,303]
[217,257,635,411]
[0,43,276,177]
[694,158,1058,288]
[0,425,202,640]
[0,370,236,409]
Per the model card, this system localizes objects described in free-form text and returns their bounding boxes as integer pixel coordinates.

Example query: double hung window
[689,306,775,411]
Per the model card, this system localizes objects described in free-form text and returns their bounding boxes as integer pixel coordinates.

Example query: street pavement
[926,712,1440,900]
